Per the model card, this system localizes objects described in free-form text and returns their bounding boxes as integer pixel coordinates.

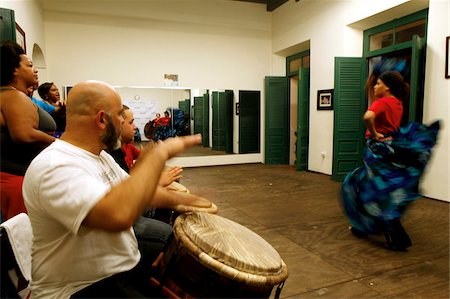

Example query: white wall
[41,0,271,90]
[420,0,449,201]
[271,0,448,201]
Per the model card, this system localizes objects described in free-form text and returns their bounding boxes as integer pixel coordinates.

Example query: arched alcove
[32,43,46,69]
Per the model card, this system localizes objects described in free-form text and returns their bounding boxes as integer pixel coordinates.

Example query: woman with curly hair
[341,70,440,251]
[0,41,56,221]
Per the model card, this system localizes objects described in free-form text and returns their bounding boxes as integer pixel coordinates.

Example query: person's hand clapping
[159,166,183,187]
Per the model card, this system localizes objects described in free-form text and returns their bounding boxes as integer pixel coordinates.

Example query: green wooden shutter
[409,35,426,123]
[178,100,186,114]
[296,68,310,171]
[212,91,223,151]
[185,99,191,118]
[239,90,261,154]
[332,57,366,181]
[0,8,16,42]
[224,90,234,153]
[202,92,210,147]
[193,96,203,135]
[265,76,289,164]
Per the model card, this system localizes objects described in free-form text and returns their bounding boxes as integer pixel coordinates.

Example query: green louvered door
[265,76,289,164]
[239,90,260,154]
[202,92,210,147]
[296,68,310,171]
[212,90,233,152]
[332,57,366,181]
[0,8,16,42]
[408,35,426,123]
[193,96,203,135]
[211,92,222,150]
[222,90,233,153]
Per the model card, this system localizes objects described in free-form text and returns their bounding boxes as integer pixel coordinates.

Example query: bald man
[23,81,205,298]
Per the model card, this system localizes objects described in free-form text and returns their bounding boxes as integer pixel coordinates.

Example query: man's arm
[83,135,201,231]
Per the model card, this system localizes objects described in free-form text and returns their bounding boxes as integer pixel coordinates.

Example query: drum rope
[274,281,285,299]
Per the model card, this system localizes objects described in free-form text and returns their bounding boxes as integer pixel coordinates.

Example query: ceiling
[235,0,290,11]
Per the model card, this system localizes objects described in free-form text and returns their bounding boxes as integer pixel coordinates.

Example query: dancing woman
[341,70,440,251]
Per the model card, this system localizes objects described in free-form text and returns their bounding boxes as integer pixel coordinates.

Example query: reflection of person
[109,106,183,184]
[341,71,440,251]
[153,112,162,127]
[160,110,171,126]
[23,81,206,297]
[38,82,66,137]
[0,40,56,221]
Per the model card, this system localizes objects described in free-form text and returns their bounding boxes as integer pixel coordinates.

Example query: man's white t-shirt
[23,139,140,299]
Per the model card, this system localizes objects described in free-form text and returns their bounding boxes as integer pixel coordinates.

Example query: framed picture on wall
[15,23,26,52]
[446,36,450,79]
[317,89,334,110]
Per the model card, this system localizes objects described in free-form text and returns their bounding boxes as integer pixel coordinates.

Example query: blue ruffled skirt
[341,121,441,234]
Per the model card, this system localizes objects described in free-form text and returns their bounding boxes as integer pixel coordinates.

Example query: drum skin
[159,212,288,298]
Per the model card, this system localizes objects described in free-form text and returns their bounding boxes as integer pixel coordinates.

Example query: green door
[211,91,223,151]
[265,76,289,164]
[178,100,187,114]
[223,90,234,154]
[409,35,426,123]
[212,90,233,152]
[202,92,210,147]
[0,8,16,42]
[193,96,203,135]
[239,90,260,154]
[296,68,310,171]
[332,57,366,181]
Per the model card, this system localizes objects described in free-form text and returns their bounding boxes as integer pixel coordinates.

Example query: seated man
[23,81,207,298]
[108,105,183,183]
[107,104,181,251]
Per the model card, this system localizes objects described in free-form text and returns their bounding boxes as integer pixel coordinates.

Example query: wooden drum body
[158,212,288,298]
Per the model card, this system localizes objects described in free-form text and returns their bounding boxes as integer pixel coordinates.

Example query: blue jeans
[133,216,173,273]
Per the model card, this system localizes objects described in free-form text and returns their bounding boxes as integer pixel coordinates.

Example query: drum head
[173,212,288,286]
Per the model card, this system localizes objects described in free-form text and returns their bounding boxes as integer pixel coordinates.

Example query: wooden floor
[179,164,449,299]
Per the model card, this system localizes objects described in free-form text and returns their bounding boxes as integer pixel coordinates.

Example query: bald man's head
[66,81,121,117]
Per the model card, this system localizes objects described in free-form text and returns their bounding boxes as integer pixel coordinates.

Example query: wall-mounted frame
[317,89,333,110]
[15,23,26,52]
[446,36,450,79]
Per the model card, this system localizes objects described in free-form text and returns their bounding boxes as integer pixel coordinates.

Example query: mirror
[115,86,261,159]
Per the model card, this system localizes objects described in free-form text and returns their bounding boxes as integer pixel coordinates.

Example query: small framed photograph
[15,23,26,52]
[317,89,333,110]
[446,36,450,79]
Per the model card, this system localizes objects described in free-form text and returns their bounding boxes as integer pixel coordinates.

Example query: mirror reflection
[113,87,261,157]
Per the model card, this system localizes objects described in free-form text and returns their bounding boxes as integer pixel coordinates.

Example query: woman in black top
[0,41,56,221]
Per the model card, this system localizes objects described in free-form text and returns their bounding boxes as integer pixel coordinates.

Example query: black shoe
[384,219,412,251]
[349,226,367,238]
